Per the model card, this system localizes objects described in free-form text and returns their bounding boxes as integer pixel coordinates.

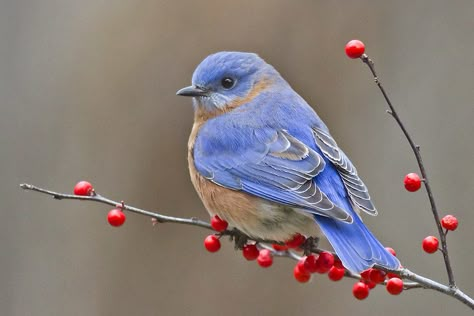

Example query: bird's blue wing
[194,126,352,222]
[313,127,377,215]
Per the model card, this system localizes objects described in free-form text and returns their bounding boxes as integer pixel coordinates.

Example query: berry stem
[360,54,456,288]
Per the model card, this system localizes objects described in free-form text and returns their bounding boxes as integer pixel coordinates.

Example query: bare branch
[360,54,456,288]
[19,183,473,309]
[20,183,213,230]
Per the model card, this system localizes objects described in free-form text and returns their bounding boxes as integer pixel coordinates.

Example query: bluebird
[177,52,400,273]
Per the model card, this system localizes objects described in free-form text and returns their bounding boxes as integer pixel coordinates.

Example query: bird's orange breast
[187,120,261,225]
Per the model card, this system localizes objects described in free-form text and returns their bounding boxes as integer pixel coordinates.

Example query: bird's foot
[225,228,250,250]
[302,236,320,256]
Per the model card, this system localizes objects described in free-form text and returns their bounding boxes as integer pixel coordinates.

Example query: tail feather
[315,214,400,273]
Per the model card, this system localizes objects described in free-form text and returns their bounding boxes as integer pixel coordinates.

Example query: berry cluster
[293,252,337,283]
[204,214,405,300]
[202,210,406,299]
[355,256,404,300]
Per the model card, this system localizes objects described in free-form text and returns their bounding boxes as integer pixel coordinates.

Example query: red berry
[333,258,345,269]
[210,215,228,232]
[422,236,439,253]
[314,251,335,273]
[386,278,404,295]
[360,270,378,288]
[293,263,312,283]
[404,173,422,192]
[360,269,371,281]
[345,40,365,59]
[303,254,318,273]
[328,266,345,281]
[352,281,370,300]
[272,244,289,251]
[364,280,377,289]
[296,258,309,272]
[285,233,306,248]
[242,244,259,261]
[74,181,93,196]
[204,235,221,252]
[369,269,387,284]
[107,208,126,227]
[385,247,397,257]
[441,215,458,231]
[257,249,273,268]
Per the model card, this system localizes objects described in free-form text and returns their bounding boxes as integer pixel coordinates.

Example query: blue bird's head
[177,52,281,116]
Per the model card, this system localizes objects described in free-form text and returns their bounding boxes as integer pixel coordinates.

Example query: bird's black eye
[221,77,235,89]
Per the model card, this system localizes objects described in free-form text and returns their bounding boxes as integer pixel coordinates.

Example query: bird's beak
[176,85,209,97]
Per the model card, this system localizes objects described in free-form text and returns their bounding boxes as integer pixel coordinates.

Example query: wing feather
[194,128,353,222]
[313,127,377,215]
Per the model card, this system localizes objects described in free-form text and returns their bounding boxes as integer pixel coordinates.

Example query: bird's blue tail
[315,213,400,273]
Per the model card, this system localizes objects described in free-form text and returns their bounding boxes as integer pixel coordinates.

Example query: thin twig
[360,54,456,288]
[20,183,473,309]
[19,183,213,230]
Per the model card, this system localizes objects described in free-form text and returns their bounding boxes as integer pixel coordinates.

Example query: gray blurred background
[2,1,474,315]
